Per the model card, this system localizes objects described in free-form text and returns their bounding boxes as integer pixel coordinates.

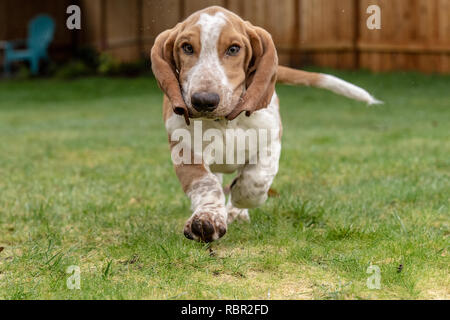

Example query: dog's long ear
[151,24,190,125]
[227,23,278,120]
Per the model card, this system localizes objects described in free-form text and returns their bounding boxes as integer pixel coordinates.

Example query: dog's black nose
[191,92,220,112]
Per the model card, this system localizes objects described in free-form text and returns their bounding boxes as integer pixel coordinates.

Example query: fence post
[100,0,107,51]
[137,0,143,57]
[178,0,185,21]
[353,0,360,69]
[291,0,301,68]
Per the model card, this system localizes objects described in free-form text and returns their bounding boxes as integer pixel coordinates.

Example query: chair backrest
[27,15,55,54]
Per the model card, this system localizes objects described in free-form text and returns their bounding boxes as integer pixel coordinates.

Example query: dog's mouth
[178,89,245,123]
[173,105,225,125]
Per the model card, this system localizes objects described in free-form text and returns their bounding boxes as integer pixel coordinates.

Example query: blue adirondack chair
[4,15,55,75]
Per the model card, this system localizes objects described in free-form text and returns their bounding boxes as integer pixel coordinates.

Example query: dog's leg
[213,172,223,185]
[214,173,249,224]
[175,164,228,242]
[226,198,250,223]
[230,142,281,210]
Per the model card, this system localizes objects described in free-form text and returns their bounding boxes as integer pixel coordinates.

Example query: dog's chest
[166,93,281,173]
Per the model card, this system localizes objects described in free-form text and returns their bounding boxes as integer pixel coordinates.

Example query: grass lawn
[0,70,448,299]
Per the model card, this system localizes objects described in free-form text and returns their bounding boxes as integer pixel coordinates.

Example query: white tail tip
[318,74,382,105]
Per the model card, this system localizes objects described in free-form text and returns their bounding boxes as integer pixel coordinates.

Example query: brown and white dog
[151,6,380,242]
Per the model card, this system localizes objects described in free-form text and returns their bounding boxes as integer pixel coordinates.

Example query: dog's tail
[276,66,382,105]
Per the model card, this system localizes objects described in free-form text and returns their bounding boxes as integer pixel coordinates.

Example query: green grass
[0,70,448,299]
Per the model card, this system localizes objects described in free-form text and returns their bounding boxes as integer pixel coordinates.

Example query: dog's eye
[182,43,194,55]
[226,45,240,56]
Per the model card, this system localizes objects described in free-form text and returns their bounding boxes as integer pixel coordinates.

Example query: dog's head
[151,6,278,124]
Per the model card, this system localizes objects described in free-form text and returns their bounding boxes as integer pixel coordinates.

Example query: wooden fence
[1,0,450,73]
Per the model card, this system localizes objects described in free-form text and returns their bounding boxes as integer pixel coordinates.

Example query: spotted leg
[176,164,228,242]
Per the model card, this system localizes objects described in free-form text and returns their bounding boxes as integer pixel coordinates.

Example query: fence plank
[142,0,181,55]
[184,0,225,18]
[80,0,104,50]
[103,0,140,61]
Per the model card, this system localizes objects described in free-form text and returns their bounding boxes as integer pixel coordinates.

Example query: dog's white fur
[317,74,381,104]
[182,12,234,111]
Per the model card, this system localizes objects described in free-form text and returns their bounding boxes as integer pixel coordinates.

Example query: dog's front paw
[184,212,227,242]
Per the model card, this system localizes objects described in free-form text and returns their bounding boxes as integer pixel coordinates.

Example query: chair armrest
[4,39,26,50]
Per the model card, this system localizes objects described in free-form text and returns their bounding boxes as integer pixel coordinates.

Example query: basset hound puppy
[151,6,380,242]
